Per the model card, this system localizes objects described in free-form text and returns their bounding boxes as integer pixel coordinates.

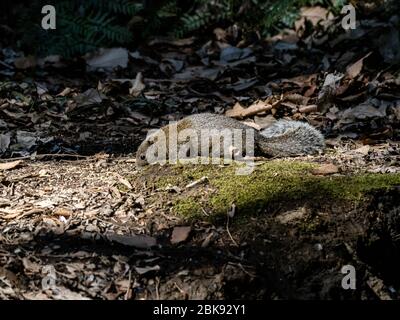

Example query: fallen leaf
[1,208,45,220]
[53,207,74,217]
[0,160,23,171]
[340,101,385,122]
[57,87,72,97]
[134,265,160,275]
[219,46,253,63]
[354,145,371,155]
[298,6,332,27]
[117,175,133,190]
[225,102,246,118]
[317,73,344,113]
[129,72,145,96]
[226,100,275,118]
[106,233,156,249]
[284,93,310,105]
[171,226,191,244]
[73,88,104,107]
[311,164,339,175]
[22,257,42,273]
[299,105,318,113]
[346,52,372,79]
[85,47,129,71]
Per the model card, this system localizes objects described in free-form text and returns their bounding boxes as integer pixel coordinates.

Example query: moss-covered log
[131,160,400,221]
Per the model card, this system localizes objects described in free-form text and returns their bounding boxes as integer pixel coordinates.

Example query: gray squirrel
[136,113,325,166]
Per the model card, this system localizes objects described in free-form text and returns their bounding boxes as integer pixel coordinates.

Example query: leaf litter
[0,5,400,300]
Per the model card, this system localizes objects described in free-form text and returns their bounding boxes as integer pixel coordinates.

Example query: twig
[0,154,89,162]
[124,270,132,300]
[173,282,187,297]
[226,215,238,247]
[0,208,46,220]
[155,277,160,300]
[227,262,256,278]
[299,104,318,113]
[0,60,14,69]
[185,176,208,189]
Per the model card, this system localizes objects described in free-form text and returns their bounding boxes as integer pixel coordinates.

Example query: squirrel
[136,113,325,166]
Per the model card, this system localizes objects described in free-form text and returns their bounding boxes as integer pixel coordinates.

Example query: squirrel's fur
[136,113,324,166]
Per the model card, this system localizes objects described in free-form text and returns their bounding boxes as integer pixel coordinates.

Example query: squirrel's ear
[146,129,159,144]
[147,135,157,144]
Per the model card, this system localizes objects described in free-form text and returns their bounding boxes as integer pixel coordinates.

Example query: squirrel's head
[136,130,160,167]
[136,139,152,167]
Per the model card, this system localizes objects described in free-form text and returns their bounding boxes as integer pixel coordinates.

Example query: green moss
[174,199,202,216]
[135,160,400,220]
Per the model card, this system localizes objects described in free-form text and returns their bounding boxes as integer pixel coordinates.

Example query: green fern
[174,0,233,38]
[37,0,141,57]
[95,0,143,15]
[16,0,350,58]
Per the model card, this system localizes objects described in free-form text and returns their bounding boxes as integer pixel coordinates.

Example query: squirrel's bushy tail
[257,120,325,157]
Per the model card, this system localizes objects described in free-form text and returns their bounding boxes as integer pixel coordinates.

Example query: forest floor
[0,141,399,300]
[1,6,400,299]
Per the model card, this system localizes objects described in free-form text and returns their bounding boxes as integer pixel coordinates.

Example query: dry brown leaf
[245,100,277,117]
[106,233,157,249]
[214,28,226,41]
[117,174,133,189]
[22,257,42,273]
[354,145,371,155]
[2,208,45,220]
[57,87,72,97]
[225,102,246,118]
[226,100,275,119]
[311,164,339,175]
[346,52,372,79]
[299,105,318,113]
[171,226,191,244]
[129,72,145,96]
[0,160,23,171]
[299,6,332,27]
[53,207,74,217]
[284,93,310,105]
